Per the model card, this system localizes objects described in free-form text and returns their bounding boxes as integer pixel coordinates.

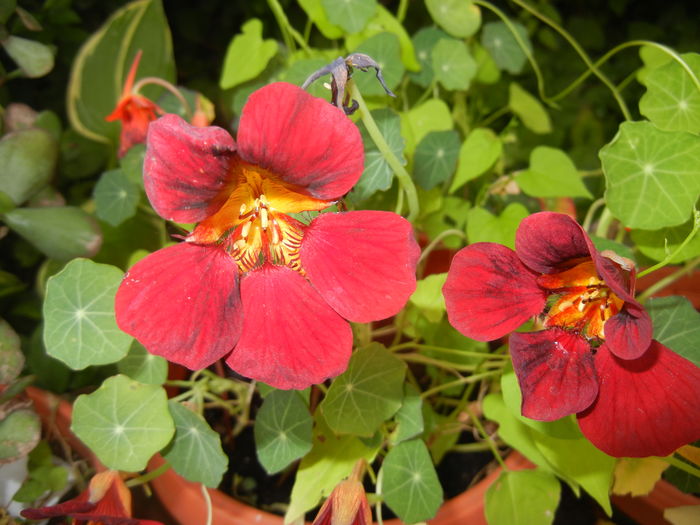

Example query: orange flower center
[537,259,624,340]
[189,159,332,273]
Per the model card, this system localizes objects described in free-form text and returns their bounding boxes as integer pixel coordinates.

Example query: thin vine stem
[637,211,700,279]
[465,403,508,470]
[637,256,700,304]
[420,371,501,399]
[510,0,632,120]
[665,454,700,479]
[266,0,295,52]
[349,82,420,222]
[417,228,465,267]
[582,198,606,232]
[125,461,170,487]
[132,77,192,119]
[391,342,509,359]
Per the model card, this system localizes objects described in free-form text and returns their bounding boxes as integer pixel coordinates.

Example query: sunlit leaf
[400,98,452,156]
[413,130,460,189]
[482,20,531,74]
[409,273,447,323]
[450,127,502,192]
[219,18,278,90]
[432,38,476,91]
[298,0,343,39]
[426,0,481,38]
[254,390,313,474]
[321,0,377,34]
[646,296,700,367]
[509,83,552,134]
[94,169,139,227]
[599,121,700,229]
[43,259,132,369]
[72,375,174,471]
[466,203,530,250]
[516,146,592,198]
[162,401,227,487]
[485,469,560,525]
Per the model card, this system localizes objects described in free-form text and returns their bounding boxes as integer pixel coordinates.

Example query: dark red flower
[21,470,163,525]
[443,211,700,457]
[106,50,164,157]
[115,82,419,390]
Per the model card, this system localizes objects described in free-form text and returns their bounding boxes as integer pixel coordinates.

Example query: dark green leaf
[117,340,167,384]
[432,38,477,91]
[0,317,22,383]
[409,27,449,88]
[351,32,404,96]
[481,21,532,74]
[94,169,139,227]
[1,36,54,77]
[413,130,460,189]
[0,128,57,206]
[646,296,700,367]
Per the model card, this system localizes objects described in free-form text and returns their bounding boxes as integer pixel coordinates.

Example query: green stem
[417,229,466,267]
[637,211,700,279]
[582,198,606,232]
[510,0,632,120]
[349,82,420,222]
[594,207,614,238]
[473,0,553,107]
[125,461,170,487]
[465,403,508,470]
[133,77,193,120]
[391,342,508,359]
[420,371,501,399]
[267,0,312,53]
[399,353,503,372]
[637,256,700,304]
[396,0,409,23]
[665,454,700,479]
[478,105,511,128]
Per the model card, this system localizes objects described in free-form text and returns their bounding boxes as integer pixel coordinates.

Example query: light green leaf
[509,83,552,134]
[409,27,449,87]
[162,401,227,487]
[413,130,460,190]
[426,0,481,38]
[254,390,313,474]
[466,203,529,250]
[219,19,278,90]
[646,296,700,367]
[639,53,700,133]
[351,32,404,96]
[0,409,40,462]
[350,108,404,202]
[1,36,54,77]
[94,169,139,227]
[599,121,700,229]
[393,384,424,444]
[450,127,502,192]
[0,128,57,206]
[381,439,443,523]
[636,45,673,85]
[285,413,379,522]
[481,20,532,74]
[631,216,700,263]
[321,343,406,436]
[117,340,168,384]
[67,0,175,144]
[485,469,560,525]
[43,259,132,369]
[516,146,593,198]
[473,41,501,84]
[297,0,343,39]
[432,38,477,91]
[4,206,102,262]
[0,318,23,384]
[321,0,377,34]
[400,98,452,156]
[72,375,173,472]
[409,273,447,323]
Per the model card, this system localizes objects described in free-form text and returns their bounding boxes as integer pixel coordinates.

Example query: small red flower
[115,82,419,390]
[21,470,163,525]
[443,211,700,457]
[106,50,164,157]
[312,479,372,525]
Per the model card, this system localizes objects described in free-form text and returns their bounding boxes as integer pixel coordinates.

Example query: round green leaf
[639,53,700,133]
[400,98,453,156]
[409,27,449,88]
[431,38,476,91]
[392,383,424,444]
[0,128,57,206]
[351,32,404,96]
[0,317,23,384]
[117,340,168,385]
[599,121,700,229]
[43,258,132,369]
[631,217,700,263]
[485,469,560,525]
[71,374,174,471]
[409,273,447,323]
[450,127,502,192]
[647,296,700,367]
[509,83,552,134]
[321,0,377,34]
[3,206,102,262]
[413,130,460,190]
[219,18,278,90]
[381,439,443,523]
[2,35,54,78]
[254,390,313,474]
[0,409,41,462]
[481,21,532,74]
[466,203,530,250]
[425,0,481,38]
[162,401,227,487]
[94,169,139,227]
[516,146,593,198]
[320,343,406,436]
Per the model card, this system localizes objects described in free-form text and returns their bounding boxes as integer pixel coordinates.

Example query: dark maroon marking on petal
[144,114,236,223]
[21,501,95,519]
[443,243,546,341]
[236,82,364,200]
[515,212,591,274]
[578,341,700,457]
[510,329,598,421]
[300,211,419,323]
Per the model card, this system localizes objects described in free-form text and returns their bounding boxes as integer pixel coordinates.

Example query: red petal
[300,211,419,323]
[510,329,598,421]
[443,243,546,341]
[21,500,94,519]
[604,303,653,359]
[115,243,242,369]
[226,264,352,389]
[237,82,363,200]
[515,212,591,273]
[144,114,236,223]
[578,341,700,457]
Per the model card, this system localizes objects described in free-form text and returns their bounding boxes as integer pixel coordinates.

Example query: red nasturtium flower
[443,212,700,457]
[115,82,419,389]
[106,50,164,157]
[21,470,163,525]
